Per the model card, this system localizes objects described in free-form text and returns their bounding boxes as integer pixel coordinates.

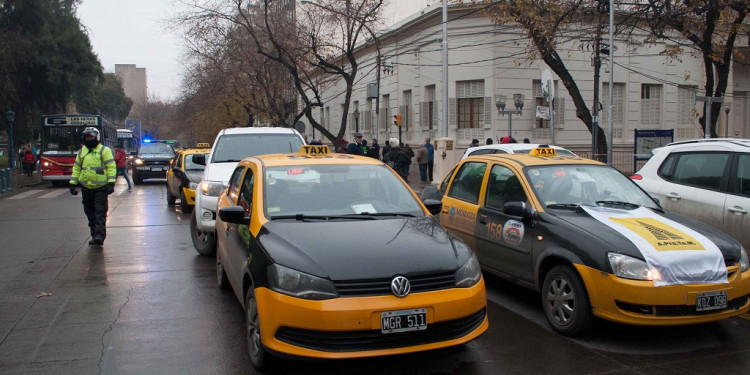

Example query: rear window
[212,133,304,163]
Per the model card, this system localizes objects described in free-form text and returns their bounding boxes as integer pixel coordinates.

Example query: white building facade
[301,6,749,167]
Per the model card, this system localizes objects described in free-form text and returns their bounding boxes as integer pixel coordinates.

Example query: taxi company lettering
[610,217,704,251]
[448,207,476,229]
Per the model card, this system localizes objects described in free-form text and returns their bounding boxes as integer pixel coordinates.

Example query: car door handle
[665,192,681,200]
[479,214,488,224]
[727,206,747,215]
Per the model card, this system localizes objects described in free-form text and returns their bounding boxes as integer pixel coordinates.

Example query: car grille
[615,295,749,317]
[334,272,455,296]
[274,308,486,352]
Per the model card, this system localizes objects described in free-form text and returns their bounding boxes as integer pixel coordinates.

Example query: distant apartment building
[115,64,147,105]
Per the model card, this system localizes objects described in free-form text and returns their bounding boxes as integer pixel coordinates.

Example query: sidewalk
[0,168,46,198]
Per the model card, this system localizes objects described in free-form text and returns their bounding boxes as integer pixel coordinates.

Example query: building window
[678,85,697,125]
[457,80,485,129]
[602,83,625,125]
[641,84,662,125]
[533,79,564,128]
[402,90,412,131]
[425,85,435,131]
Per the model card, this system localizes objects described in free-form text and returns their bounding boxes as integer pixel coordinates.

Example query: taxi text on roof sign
[300,145,330,156]
[530,146,557,157]
[196,142,210,148]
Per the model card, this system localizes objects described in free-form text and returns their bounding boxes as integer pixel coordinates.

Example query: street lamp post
[724,104,731,137]
[495,94,524,139]
[353,108,360,133]
[6,110,15,169]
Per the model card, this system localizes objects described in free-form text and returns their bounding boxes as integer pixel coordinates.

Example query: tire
[166,187,176,206]
[541,265,592,336]
[179,190,193,213]
[133,174,142,185]
[191,212,216,256]
[217,255,231,290]
[246,287,274,370]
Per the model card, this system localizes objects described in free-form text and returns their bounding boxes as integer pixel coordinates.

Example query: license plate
[696,290,728,312]
[381,308,427,334]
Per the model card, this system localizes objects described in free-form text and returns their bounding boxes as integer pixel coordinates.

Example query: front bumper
[576,263,750,325]
[255,279,488,359]
[134,165,169,179]
[181,187,197,206]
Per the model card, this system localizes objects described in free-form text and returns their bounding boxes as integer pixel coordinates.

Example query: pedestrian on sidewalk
[114,143,132,190]
[424,137,434,182]
[22,147,36,177]
[417,144,428,183]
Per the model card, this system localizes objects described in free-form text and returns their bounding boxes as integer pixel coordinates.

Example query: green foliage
[0,0,104,143]
[75,73,133,123]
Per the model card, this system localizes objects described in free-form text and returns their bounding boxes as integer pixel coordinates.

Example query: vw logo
[390,275,411,298]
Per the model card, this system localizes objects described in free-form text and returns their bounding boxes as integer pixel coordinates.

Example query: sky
[76,0,436,102]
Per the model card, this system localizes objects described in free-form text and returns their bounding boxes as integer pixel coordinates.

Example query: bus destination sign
[43,115,100,127]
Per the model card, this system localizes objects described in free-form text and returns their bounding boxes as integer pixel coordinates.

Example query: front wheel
[166,187,176,206]
[179,190,193,213]
[246,287,274,370]
[191,212,216,256]
[541,265,592,336]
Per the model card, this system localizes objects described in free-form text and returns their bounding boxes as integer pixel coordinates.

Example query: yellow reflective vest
[70,144,117,189]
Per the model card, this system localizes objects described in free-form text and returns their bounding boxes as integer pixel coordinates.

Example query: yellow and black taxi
[166,146,210,213]
[214,145,487,369]
[422,146,750,336]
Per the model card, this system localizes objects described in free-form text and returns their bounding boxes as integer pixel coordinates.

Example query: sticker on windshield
[503,220,524,245]
[351,204,376,214]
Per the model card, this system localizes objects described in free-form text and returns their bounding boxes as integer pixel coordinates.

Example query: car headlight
[608,253,659,281]
[200,181,225,196]
[455,248,482,288]
[188,182,199,190]
[740,246,749,272]
[134,158,144,165]
[267,264,338,300]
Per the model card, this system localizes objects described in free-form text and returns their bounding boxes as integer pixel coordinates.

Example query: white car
[461,143,576,160]
[191,127,305,256]
[631,138,750,250]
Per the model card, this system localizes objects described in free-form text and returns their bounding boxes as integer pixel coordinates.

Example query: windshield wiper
[215,159,244,163]
[269,214,378,221]
[546,203,583,210]
[595,200,640,209]
[348,212,417,218]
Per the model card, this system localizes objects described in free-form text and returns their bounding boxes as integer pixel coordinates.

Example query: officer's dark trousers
[81,186,108,241]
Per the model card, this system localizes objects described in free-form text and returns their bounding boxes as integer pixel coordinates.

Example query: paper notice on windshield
[581,206,727,286]
[351,204,376,214]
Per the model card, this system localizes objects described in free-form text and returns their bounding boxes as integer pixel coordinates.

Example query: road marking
[7,190,44,200]
[39,189,68,198]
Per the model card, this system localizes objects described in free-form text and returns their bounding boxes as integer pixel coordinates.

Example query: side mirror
[420,184,443,201]
[422,198,442,215]
[192,154,206,166]
[218,206,249,225]
[503,201,535,220]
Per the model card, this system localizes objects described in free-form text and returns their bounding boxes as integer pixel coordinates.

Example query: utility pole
[592,23,602,160]
[441,0,449,137]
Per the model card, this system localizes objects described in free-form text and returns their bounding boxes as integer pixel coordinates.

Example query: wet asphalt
[1,177,750,374]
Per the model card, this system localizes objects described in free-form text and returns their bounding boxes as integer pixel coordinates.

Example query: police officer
[69,127,117,245]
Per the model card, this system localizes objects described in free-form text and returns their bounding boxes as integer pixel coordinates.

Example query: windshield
[212,134,304,163]
[42,126,85,154]
[526,164,659,209]
[264,164,424,218]
[184,153,207,171]
[139,143,175,156]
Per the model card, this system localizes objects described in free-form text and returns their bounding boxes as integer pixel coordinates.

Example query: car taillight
[630,174,642,180]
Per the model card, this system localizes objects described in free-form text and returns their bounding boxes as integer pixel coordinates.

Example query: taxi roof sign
[299,145,330,156]
[530,146,557,157]
[196,142,210,148]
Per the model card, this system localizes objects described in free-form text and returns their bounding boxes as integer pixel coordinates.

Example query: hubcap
[546,277,575,326]
[246,298,261,358]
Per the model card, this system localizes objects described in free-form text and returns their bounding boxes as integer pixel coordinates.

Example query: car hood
[551,207,741,263]
[258,216,462,280]
[203,162,239,183]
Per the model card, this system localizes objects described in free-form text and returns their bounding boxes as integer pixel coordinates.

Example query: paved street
[1,177,750,374]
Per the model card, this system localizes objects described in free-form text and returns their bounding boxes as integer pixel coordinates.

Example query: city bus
[116,128,140,155]
[39,114,118,187]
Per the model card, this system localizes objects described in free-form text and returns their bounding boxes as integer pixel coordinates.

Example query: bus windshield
[42,126,85,154]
